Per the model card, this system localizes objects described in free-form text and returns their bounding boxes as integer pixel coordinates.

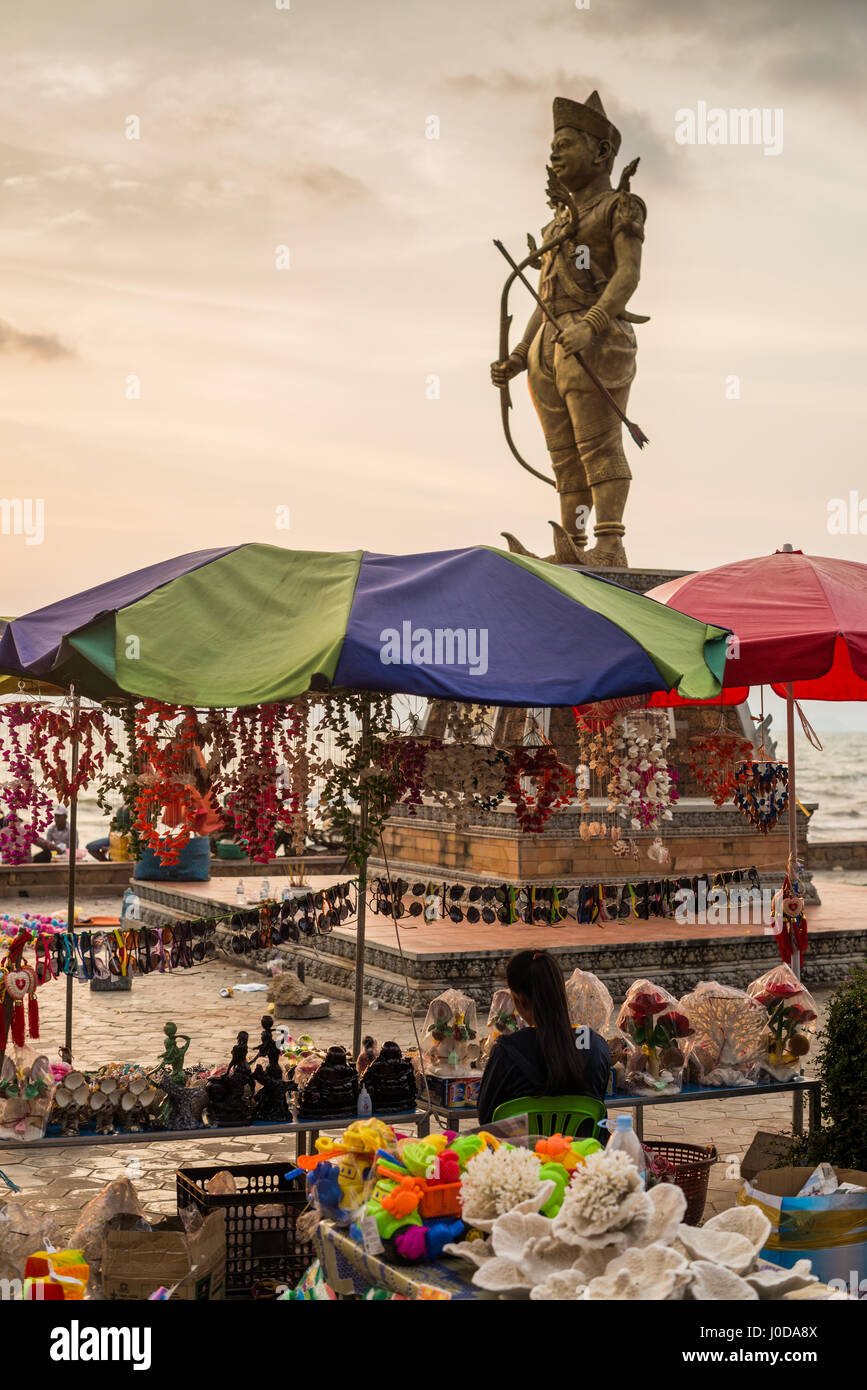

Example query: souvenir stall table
[314,1219,494,1300]
[421,1075,821,1144]
[0,1108,431,1155]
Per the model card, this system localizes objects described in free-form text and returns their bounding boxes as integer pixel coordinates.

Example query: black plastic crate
[176,1161,313,1298]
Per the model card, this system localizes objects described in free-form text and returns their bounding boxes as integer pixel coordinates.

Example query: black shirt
[476,1026,611,1126]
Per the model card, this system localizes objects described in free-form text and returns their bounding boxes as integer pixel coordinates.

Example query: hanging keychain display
[733,759,789,833]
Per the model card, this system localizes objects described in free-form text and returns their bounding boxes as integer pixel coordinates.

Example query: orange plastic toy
[379,1174,425,1219]
[534,1133,583,1171]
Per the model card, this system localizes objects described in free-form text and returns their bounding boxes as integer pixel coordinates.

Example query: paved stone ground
[0,885,838,1239]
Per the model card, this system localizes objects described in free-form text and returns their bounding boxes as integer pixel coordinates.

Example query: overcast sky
[1,0,866,723]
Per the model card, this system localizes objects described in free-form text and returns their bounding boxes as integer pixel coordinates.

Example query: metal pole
[786,681,801,981]
[65,691,80,1055]
[352,702,371,1061]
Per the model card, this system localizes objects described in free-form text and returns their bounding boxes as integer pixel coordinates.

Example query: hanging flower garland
[376,735,431,816]
[685,732,755,807]
[572,712,622,841]
[132,703,206,866]
[505,745,576,834]
[0,701,116,864]
[219,703,308,863]
[0,705,54,863]
[614,712,679,832]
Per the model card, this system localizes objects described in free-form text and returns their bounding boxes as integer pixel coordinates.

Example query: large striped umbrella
[2,543,729,1055]
[0,544,728,707]
[649,545,867,976]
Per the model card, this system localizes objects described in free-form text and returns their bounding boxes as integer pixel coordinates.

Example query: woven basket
[643,1140,718,1226]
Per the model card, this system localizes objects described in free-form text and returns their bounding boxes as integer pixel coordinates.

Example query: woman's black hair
[506,949,585,1093]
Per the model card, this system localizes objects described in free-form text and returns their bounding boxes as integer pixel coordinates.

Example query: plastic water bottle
[236,880,245,906]
[259,878,270,902]
[281,887,292,903]
[604,1114,646,1186]
[357,1083,373,1117]
[121,889,141,924]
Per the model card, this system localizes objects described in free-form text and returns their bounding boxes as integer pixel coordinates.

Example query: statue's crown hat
[553,90,621,154]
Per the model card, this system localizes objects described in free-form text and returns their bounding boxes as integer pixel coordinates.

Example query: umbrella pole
[352,701,371,1061]
[65,692,81,1054]
[785,682,801,982]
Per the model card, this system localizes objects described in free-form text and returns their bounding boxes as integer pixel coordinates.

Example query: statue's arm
[594,230,642,323]
[513,306,544,363]
[491,305,543,385]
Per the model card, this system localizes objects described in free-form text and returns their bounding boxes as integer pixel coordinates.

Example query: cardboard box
[424,1074,480,1109]
[102,1211,226,1301]
[740,1166,867,1287]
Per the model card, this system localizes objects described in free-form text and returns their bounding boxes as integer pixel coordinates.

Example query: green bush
[778,965,867,1170]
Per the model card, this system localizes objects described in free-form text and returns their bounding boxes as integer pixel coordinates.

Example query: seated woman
[477,948,610,1126]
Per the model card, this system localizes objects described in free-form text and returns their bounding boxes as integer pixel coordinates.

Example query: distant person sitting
[33,805,77,863]
[86,805,132,862]
[476,949,610,1126]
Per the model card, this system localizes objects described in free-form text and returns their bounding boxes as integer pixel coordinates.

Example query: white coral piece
[745,1260,818,1299]
[634,1182,687,1248]
[529,1268,589,1302]
[459,1145,545,1229]
[441,1238,493,1267]
[704,1204,771,1251]
[462,1182,557,1234]
[518,1233,582,1284]
[677,1224,757,1275]
[490,1211,550,1262]
[591,1243,691,1301]
[552,1148,648,1243]
[687,1260,758,1300]
[471,1255,533,1294]
[585,1266,639,1300]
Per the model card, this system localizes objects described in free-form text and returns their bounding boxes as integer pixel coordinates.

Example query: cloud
[290,164,372,203]
[0,319,74,359]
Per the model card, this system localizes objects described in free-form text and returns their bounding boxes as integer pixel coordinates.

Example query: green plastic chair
[491,1094,607,1141]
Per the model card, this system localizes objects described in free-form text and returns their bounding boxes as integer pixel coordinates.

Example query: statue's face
[550,127,599,190]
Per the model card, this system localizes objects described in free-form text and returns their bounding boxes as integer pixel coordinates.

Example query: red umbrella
[647,545,867,976]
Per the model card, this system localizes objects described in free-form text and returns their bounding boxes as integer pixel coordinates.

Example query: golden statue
[492,92,649,567]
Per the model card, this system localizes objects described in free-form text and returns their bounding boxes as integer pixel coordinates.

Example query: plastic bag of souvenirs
[565,968,614,1037]
[746,963,818,1082]
[480,988,526,1064]
[68,1178,148,1290]
[0,1203,64,1285]
[614,979,693,1096]
[420,989,480,1077]
[679,981,770,1087]
[0,1048,56,1142]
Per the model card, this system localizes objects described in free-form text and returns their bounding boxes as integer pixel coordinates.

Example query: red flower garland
[504,745,576,834]
[132,703,205,866]
[685,733,754,807]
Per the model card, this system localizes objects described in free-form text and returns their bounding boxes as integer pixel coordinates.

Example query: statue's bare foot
[581,540,628,569]
[549,522,588,565]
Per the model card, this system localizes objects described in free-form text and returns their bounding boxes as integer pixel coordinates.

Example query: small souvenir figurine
[205,1070,254,1127]
[251,1017,289,1122]
[297,1045,358,1119]
[156,1022,191,1086]
[361,1041,416,1113]
[154,1072,205,1131]
[252,1016,281,1073]
[356,1036,378,1076]
[228,1031,254,1085]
